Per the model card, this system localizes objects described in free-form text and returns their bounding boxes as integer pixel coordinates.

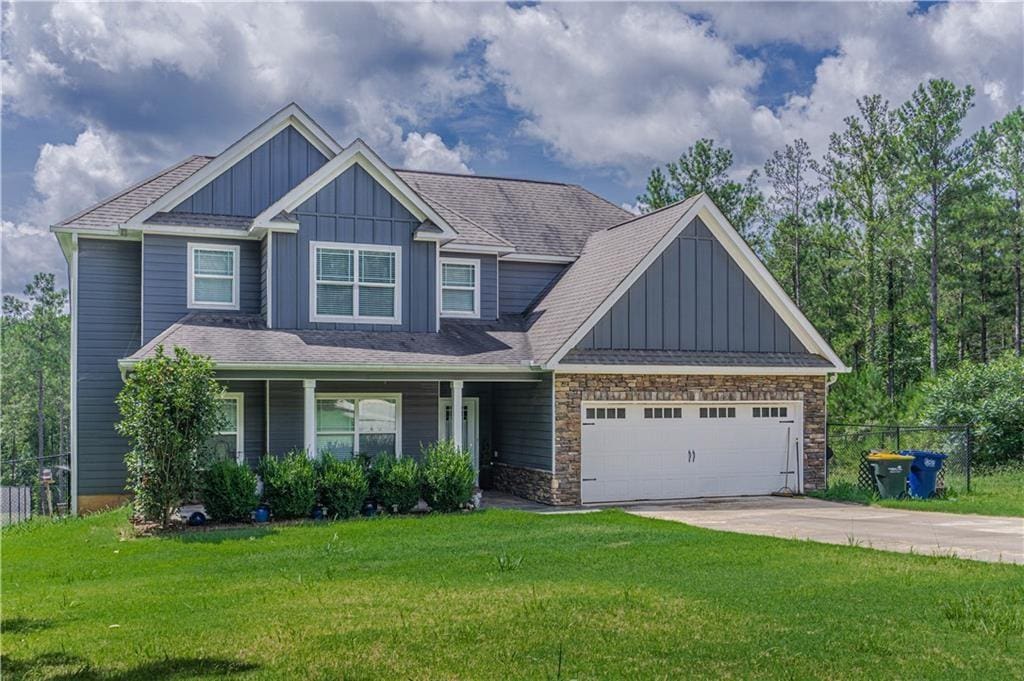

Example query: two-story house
[52,104,847,514]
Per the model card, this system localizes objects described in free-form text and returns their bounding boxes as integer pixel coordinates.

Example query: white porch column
[303,379,317,458]
[451,380,464,451]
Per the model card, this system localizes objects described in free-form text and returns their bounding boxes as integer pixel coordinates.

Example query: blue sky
[2,1,1021,294]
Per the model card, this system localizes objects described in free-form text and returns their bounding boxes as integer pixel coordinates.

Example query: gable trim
[125,103,342,228]
[250,140,459,241]
[555,364,837,376]
[545,194,848,371]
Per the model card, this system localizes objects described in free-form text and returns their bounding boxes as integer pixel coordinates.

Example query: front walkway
[626,496,1024,564]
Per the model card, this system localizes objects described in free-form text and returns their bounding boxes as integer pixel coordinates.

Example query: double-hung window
[440,258,479,318]
[315,394,400,459]
[209,393,244,463]
[310,241,401,323]
[188,243,239,309]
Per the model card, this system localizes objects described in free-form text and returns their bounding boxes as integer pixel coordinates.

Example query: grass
[3,509,1022,680]
[814,467,1024,517]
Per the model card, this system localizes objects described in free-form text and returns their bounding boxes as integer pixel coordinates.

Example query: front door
[438,398,480,471]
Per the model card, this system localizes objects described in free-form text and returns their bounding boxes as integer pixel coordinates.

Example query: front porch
[217,373,557,503]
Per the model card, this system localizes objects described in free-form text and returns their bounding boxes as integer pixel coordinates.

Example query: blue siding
[172,126,327,217]
[498,261,566,316]
[265,381,439,458]
[220,380,266,467]
[77,239,141,496]
[142,235,261,343]
[441,252,497,320]
[577,217,807,354]
[272,164,436,332]
[492,375,553,471]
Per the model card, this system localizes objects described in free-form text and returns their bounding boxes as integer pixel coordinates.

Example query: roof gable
[250,139,458,240]
[575,217,807,355]
[126,103,341,227]
[170,125,328,218]
[532,194,847,371]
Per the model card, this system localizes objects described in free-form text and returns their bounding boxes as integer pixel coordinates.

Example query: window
[310,241,401,323]
[209,393,244,463]
[315,394,400,459]
[585,407,626,420]
[644,407,683,419]
[440,258,480,318]
[753,406,787,418]
[699,406,735,419]
[188,243,239,309]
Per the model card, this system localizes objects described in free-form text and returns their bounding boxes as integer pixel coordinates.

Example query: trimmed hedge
[421,440,475,512]
[199,459,259,523]
[318,457,369,519]
[258,451,318,519]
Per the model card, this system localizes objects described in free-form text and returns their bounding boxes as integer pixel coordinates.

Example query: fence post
[965,426,972,493]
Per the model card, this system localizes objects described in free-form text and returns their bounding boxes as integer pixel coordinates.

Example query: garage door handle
[582,477,597,482]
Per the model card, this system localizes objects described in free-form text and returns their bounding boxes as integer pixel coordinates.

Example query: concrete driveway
[627,496,1024,564]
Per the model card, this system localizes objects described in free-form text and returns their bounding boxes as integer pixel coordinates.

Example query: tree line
[638,79,1022,416]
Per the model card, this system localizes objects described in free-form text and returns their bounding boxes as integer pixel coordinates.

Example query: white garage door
[580,402,802,503]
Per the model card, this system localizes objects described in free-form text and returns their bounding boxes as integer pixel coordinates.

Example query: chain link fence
[826,424,972,494]
[0,453,72,524]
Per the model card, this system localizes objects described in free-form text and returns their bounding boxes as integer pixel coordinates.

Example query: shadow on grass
[1,652,259,680]
[167,526,278,544]
[1,616,54,633]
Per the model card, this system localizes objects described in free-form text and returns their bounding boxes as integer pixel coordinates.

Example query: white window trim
[187,242,240,310]
[439,257,481,319]
[315,393,403,459]
[309,240,402,325]
[218,392,245,464]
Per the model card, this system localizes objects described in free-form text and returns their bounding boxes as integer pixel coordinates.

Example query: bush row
[199,440,476,523]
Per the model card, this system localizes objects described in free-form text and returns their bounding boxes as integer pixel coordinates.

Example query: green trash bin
[865,451,915,499]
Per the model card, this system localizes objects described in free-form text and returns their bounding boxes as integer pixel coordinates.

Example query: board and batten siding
[271,164,436,332]
[171,126,327,217]
[576,218,807,354]
[492,374,554,471]
[498,261,567,316]
[142,235,261,344]
[77,238,141,496]
[441,252,497,320]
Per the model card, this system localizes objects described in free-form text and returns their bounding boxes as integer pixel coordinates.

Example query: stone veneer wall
[551,373,829,506]
[492,462,557,504]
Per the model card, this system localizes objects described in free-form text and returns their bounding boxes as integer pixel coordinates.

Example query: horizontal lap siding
[172,126,326,217]
[493,374,553,471]
[267,381,439,459]
[77,239,141,496]
[272,164,436,332]
[576,217,807,354]
[142,235,261,343]
[498,261,566,316]
[220,380,266,467]
[442,252,497,320]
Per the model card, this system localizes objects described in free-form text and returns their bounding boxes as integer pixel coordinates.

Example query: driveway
[626,496,1024,564]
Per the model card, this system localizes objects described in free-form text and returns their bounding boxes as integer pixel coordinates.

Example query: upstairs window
[188,243,239,309]
[440,258,480,318]
[310,241,401,324]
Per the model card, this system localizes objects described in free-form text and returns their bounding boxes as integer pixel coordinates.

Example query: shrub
[318,457,369,519]
[200,460,259,523]
[116,346,224,527]
[421,440,475,512]
[375,455,421,513]
[922,354,1024,466]
[258,451,318,519]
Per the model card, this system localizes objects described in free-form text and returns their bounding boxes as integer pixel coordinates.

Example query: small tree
[116,346,224,527]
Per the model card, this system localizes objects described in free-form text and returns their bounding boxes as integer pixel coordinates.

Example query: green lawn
[3,509,1022,680]
[814,467,1024,517]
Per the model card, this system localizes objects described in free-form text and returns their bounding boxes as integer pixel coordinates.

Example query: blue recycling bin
[900,450,948,498]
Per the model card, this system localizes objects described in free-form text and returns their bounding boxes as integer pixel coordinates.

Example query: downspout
[824,372,839,490]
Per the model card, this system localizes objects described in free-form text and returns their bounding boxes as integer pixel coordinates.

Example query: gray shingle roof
[127,313,536,367]
[145,212,253,230]
[397,170,633,257]
[562,349,835,368]
[526,196,701,363]
[55,155,213,231]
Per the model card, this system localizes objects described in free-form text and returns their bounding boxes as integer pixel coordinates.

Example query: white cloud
[2,221,67,294]
[400,132,473,174]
